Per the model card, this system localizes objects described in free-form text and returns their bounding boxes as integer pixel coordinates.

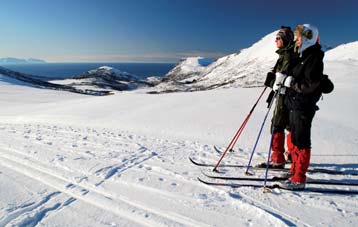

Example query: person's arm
[285,54,323,94]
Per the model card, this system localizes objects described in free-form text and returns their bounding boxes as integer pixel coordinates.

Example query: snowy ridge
[155,33,358,94]
[162,57,206,82]
[153,31,278,93]
[198,31,278,86]
[325,41,358,61]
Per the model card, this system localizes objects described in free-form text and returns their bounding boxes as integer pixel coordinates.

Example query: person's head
[275,26,294,48]
[294,24,320,53]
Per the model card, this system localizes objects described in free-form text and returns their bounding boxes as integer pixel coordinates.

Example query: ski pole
[213,87,267,172]
[262,126,276,192]
[245,91,277,175]
[263,90,283,191]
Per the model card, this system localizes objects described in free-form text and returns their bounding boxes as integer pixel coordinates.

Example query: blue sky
[0,0,357,63]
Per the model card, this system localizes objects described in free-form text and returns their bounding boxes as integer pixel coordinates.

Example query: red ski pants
[270,131,294,164]
[289,146,311,183]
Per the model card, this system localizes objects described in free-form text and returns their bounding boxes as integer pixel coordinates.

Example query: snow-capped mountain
[162,57,209,82]
[0,57,46,64]
[153,32,358,93]
[0,66,112,96]
[153,31,278,93]
[324,41,358,61]
[54,66,152,91]
[73,66,139,81]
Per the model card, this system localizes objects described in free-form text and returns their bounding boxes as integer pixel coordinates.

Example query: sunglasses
[275,37,282,41]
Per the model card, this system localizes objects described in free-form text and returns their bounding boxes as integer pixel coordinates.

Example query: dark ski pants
[288,110,315,149]
[288,110,315,183]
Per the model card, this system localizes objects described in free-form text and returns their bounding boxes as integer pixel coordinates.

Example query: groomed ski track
[1,123,357,226]
[0,123,292,227]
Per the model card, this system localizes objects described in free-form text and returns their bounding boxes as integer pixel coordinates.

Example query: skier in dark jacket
[258,26,297,169]
[279,24,325,190]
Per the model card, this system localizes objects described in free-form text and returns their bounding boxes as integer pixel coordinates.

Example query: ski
[189,156,358,176]
[190,156,278,169]
[198,177,358,195]
[201,171,358,186]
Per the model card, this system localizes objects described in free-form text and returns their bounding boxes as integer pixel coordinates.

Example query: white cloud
[43,51,229,63]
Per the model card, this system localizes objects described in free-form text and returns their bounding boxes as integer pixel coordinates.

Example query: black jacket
[285,43,324,112]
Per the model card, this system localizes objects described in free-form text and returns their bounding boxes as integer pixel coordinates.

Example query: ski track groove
[0,192,61,227]
[94,151,158,187]
[0,146,209,227]
[230,191,311,227]
[0,124,161,184]
[1,123,146,155]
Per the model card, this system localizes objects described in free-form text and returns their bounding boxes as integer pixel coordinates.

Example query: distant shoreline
[0,62,175,80]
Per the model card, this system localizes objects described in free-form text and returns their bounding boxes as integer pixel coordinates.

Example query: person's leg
[285,131,294,162]
[291,148,311,183]
[269,95,287,165]
[270,131,286,164]
[280,110,315,189]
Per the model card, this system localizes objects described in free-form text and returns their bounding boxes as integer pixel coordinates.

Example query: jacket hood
[298,24,319,56]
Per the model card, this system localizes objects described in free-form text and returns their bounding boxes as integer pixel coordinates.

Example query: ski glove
[283,76,294,88]
[264,72,276,87]
[273,72,286,92]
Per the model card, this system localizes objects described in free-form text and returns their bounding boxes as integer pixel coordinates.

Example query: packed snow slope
[153,31,278,93]
[1,39,358,226]
[162,57,207,82]
[325,41,358,61]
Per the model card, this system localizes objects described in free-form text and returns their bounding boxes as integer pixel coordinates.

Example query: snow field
[0,123,293,226]
[0,113,357,226]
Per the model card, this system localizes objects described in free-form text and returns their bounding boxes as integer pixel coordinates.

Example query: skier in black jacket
[279,24,325,190]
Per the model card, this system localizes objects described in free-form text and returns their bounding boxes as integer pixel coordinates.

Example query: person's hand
[264,72,275,87]
[283,76,293,87]
[273,72,286,92]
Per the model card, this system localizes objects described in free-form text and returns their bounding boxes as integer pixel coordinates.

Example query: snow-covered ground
[1,58,358,226]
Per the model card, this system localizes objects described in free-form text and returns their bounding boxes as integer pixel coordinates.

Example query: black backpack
[320,74,334,94]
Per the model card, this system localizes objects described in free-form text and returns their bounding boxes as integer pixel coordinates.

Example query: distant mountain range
[0,57,46,64]
[1,31,357,96]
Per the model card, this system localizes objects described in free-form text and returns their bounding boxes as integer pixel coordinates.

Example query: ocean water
[0,63,175,80]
